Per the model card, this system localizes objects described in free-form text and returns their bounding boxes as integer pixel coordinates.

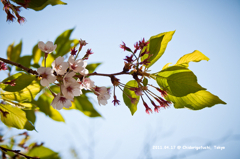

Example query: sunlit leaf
[70,94,101,117]
[86,63,101,74]
[24,109,36,124]
[12,0,67,11]
[175,50,210,67]
[16,55,32,71]
[32,43,42,64]
[41,53,55,67]
[54,29,79,57]
[156,66,206,97]
[50,85,60,94]
[162,62,172,70]
[36,92,65,122]
[27,145,60,159]
[2,73,36,92]
[6,40,22,62]
[165,90,226,110]
[2,98,35,110]
[0,104,35,130]
[1,80,41,102]
[123,80,140,115]
[141,31,175,68]
[7,42,14,61]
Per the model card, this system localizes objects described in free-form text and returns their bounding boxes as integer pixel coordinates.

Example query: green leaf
[7,42,14,61]
[1,80,42,102]
[36,92,65,122]
[141,31,175,68]
[123,80,140,115]
[0,104,35,130]
[143,77,148,86]
[162,62,172,70]
[24,109,36,124]
[16,56,32,71]
[41,53,55,67]
[50,85,60,94]
[2,98,35,110]
[27,145,60,159]
[6,40,22,62]
[156,66,206,97]
[2,73,36,92]
[70,94,101,117]
[86,63,101,74]
[175,50,210,67]
[54,29,79,57]
[31,63,41,68]
[165,90,226,110]
[12,0,67,11]
[32,43,42,64]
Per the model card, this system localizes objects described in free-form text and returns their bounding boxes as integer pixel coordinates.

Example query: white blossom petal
[38,41,57,53]
[51,93,72,110]
[40,79,49,87]
[38,41,45,51]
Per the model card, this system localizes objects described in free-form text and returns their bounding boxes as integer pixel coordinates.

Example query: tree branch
[0,146,39,159]
[0,57,38,76]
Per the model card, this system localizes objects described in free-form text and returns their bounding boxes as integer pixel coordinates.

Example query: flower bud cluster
[119,39,171,114]
[1,0,28,24]
[36,41,110,110]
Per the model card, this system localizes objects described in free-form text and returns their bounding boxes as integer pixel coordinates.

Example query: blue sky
[0,0,240,158]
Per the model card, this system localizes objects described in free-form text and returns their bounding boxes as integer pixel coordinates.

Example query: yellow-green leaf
[36,92,65,122]
[175,50,210,67]
[86,63,101,74]
[12,0,67,11]
[162,62,172,70]
[165,90,226,110]
[141,31,175,68]
[0,104,35,130]
[54,29,79,57]
[6,40,22,62]
[32,43,42,64]
[2,73,36,92]
[27,145,60,159]
[69,94,101,117]
[1,80,41,102]
[41,53,55,67]
[16,55,32,71]
[2,98,35,110]
[7,42,14,61]
[123,80,140,115]
[156,66,206,97]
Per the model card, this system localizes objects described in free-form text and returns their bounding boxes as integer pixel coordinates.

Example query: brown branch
[0,57,137,79]
[0,57,38,76]
[87,71,129,77]
[0,146,40,159]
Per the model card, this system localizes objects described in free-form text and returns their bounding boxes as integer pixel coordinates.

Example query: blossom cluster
[37,41,110,110]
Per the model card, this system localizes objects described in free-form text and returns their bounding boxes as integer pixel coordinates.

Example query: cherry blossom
[63,72,76,86]
[38,41,57,53]
[52,56,69,75]
[37,67,56,87]
[51,93,72,110]
[68,55,88,75]
[61,82,82,99]
[94,86,111,105]
[79,77,95,90]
